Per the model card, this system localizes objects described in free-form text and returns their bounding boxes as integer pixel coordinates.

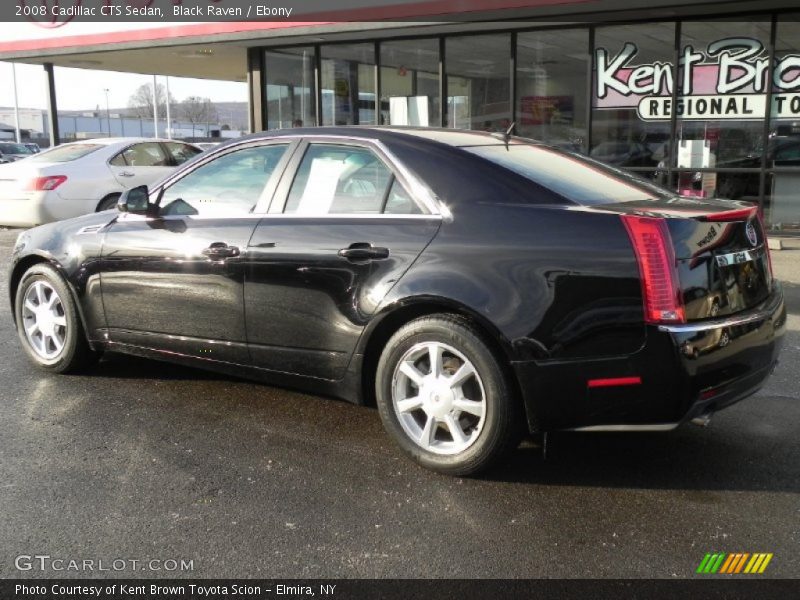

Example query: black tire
[376,313,523,476]
[14,263,101,373]
[96,193,121,212]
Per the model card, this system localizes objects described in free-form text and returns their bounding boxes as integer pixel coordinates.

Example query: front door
[245,141,441,380]
[100,142,294,363]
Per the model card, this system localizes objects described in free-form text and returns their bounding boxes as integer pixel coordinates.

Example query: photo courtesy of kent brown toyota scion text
[8,127,786,476]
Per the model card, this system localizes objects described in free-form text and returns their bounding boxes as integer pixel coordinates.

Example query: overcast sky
[0,61,247,111]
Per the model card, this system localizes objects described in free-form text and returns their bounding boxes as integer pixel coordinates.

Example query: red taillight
[622,215,685,325]
[25,175,67,191]
[699,206,758,222]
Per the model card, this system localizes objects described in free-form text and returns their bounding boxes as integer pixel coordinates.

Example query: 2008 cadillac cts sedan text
[9,128,786,475]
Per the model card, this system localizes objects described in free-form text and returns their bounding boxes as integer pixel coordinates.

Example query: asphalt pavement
[0,227,798,579]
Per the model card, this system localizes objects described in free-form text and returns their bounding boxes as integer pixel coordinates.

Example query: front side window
[285,144,416,215]
[159,144,288,217]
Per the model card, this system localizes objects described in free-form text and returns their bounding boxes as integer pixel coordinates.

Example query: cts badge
[746,221,758,247]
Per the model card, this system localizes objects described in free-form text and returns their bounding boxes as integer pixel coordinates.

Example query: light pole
[12,63,21,143]
[103,88,111,137]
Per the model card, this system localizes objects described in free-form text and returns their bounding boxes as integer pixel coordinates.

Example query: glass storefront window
[674,21,771,200]
[265,47,316,130]
[445,34,511,131]
[516,29,589,152]
[766,15,800,230]
[380,39,441,127]
[321,44,376,126]
[591,23,675,174]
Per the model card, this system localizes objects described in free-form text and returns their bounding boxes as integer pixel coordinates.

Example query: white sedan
[0,138,202,227]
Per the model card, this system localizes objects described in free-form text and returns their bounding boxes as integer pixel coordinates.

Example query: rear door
[107,142,174,190]
[245,139,441,380]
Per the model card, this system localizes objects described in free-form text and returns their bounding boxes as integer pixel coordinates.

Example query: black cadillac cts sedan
[9,127,786,475]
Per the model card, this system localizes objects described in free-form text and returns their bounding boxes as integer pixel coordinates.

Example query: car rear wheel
[376,314,522,476]
[15,264,101,373]
[96,193,121,212]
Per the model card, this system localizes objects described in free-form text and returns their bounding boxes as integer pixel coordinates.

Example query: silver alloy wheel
[391,341,487,455]
[21,281,67,360]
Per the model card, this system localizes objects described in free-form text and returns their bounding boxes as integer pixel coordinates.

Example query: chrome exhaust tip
[691,413,713,427]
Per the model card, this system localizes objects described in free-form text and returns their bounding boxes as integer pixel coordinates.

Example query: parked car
[0,141,36,162]
[0,137,202,227]
[24,143,41,154]
[8,127,785,475]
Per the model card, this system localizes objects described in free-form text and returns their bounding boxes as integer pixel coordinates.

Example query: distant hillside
[62,101,249,130]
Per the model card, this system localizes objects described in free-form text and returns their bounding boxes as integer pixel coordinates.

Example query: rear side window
[463,144,664,205]
[165,142,203,165]
[28,143,102,163]
[113,143,170,167]
[284,144,420,215]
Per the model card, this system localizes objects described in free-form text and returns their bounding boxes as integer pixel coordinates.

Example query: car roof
[64,137,194,146]
[239,126,525,149]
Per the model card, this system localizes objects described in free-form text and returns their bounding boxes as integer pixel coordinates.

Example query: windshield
[27,143,103,163]
[0,143,33,154]
[462,143,668,205]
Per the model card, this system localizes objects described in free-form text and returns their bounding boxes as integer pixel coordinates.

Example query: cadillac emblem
[746,221,758,247]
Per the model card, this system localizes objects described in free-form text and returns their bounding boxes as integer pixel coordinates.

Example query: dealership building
[1,0,799,231]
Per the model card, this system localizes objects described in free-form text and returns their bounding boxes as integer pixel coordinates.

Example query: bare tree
[127,82,175,119]
[179,96,218,134]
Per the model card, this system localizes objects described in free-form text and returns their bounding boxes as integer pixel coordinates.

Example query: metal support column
[43,63,60,147]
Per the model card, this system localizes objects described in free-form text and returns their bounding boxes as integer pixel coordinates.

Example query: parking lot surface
[0,226,798,579]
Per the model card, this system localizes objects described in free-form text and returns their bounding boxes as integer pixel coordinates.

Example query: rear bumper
[0,193,50,227]
[513,285,786,432]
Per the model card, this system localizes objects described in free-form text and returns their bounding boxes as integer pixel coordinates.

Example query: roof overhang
[0,0,790,82]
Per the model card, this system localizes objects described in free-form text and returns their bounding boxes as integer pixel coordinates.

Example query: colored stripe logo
[696,552,773,574]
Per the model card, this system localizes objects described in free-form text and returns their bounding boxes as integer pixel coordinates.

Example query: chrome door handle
[119,171,135,177]
[338,243,390,261]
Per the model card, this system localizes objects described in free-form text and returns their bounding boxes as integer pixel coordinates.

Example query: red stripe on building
[0,0,594,55]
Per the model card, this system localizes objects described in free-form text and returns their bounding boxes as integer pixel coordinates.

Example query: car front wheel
[15,264,100,373]
[376,314,523,476]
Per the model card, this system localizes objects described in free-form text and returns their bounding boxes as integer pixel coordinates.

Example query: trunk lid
[600,197,772,321]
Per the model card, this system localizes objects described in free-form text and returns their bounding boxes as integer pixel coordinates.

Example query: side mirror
[118,185,150,214]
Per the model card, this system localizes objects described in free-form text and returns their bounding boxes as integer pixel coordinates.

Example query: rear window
[462,144,665,205]
[28,143,103,163]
